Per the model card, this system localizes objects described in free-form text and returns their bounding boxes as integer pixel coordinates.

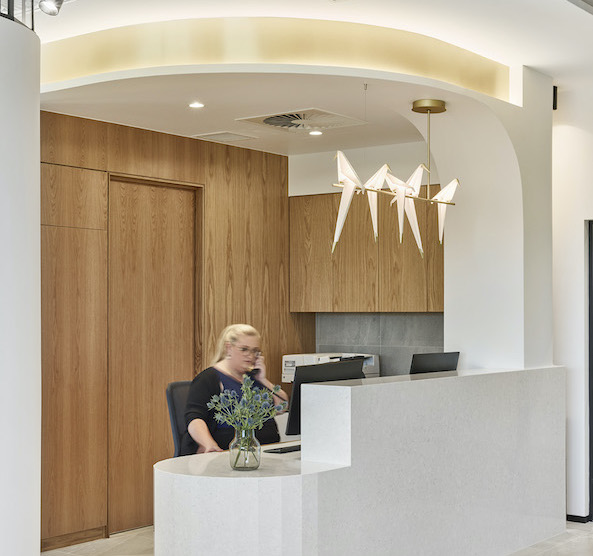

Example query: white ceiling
[40,73,427,155]
[36,0,593,155]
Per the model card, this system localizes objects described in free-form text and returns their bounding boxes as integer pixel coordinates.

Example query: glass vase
[229,428,261,471]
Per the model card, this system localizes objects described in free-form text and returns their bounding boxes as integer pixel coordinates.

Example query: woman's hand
[252,353,266,381]
[197,440,223,454]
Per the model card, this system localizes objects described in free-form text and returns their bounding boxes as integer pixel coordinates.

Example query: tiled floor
[41,521,593,555]
[42,527,153,556]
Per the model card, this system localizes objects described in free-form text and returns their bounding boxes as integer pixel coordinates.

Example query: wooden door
[108,178,196,533]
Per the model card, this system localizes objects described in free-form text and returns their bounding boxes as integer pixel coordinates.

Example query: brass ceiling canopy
[411,99,446,114]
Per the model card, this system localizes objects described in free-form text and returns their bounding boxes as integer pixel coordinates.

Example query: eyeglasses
[234,345,261,357]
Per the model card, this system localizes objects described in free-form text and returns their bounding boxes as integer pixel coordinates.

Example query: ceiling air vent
[238,108,365,133]
[192,131,256,143]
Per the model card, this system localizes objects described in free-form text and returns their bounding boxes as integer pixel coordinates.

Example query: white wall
[553,73,593,517]
[288,141,437,196]
[0,18,41,555]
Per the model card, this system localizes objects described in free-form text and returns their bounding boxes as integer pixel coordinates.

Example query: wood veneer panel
[41,226,107,539]
[108,179,195,533]
[41,111,107,170]
[426,186,444,312]
[202,143,314,385]
[332,192,378,311]
[41,527,106,552]
[378,188,428,311]
[152,132,205,185]
[289,194,334,312]
[41,163,108,229]
[106,124,154,178]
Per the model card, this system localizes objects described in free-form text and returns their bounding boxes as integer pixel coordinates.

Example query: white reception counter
[154,366,566,556]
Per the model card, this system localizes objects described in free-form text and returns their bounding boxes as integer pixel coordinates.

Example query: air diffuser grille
[238,108,365,133]
[192,131,256,143]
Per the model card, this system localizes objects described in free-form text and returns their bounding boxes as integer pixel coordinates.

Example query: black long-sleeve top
[179,367,280,456]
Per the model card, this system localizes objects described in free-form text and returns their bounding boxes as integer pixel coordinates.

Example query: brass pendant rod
[331,183,455,206]
[427,109,431,201]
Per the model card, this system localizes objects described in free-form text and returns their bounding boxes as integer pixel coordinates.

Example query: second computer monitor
[285,359,364,436]
[409,351,460,374]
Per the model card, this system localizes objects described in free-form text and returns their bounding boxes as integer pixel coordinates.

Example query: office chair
[166,381,192,457]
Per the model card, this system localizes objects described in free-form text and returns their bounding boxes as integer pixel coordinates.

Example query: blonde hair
[211,324,261,366]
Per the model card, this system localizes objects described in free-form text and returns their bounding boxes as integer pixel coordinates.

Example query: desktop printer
[281,352,380,383]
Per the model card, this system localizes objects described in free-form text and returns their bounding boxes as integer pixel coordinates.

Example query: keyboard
[264,444,301,454]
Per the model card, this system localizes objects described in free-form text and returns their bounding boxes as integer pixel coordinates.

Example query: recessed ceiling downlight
[309,130,323,136]
[189,101,205,109]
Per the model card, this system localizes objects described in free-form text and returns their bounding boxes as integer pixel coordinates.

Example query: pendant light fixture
[331,97,459,255]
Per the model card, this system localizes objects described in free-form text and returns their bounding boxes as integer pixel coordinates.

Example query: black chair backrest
[166,381,191,457]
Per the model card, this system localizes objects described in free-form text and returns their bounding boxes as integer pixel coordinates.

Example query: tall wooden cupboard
[40,112,314,550]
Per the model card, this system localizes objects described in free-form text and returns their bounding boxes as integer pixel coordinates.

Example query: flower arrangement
[207,376,287,430]
[207,376,287,470]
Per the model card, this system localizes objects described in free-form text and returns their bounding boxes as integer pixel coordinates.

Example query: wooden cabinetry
[289,190,443,312]
[41,165,108,548]
[40,111,315,549]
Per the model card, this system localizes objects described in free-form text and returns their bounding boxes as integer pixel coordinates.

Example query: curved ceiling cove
[41,17,509,101]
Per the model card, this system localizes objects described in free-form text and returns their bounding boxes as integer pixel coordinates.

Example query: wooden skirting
[41,526,106,551]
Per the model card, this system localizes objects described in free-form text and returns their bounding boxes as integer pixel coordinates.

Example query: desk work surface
[154,441,344,479]
[154,366,566,556]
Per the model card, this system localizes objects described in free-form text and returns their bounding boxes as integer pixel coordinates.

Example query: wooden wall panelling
[106,124,154,178]
[152,132,206,186]
[378,189,428,311]
[41,111,107,170]
[426,185,444,312]
[289,194,335,312]
[108,179,196,533]
[41,226,108,541]
[332,192,379,311]
[41,163,108,229]
[202,143,314,384]
[194,187,204,374]
[261,152,315,385]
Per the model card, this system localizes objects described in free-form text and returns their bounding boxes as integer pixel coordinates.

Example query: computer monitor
[285,359,365,436]
[409,351,460,374]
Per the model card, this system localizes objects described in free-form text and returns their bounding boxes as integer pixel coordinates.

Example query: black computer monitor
[285,359,365,436]
[409,351,460,374]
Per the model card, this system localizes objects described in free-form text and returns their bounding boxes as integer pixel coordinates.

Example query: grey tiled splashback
[316,313,444,376]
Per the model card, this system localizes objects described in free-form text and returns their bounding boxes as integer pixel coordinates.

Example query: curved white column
[0,17,40,556]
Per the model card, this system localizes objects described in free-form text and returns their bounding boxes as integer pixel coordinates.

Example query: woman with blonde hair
[180,324,289,455]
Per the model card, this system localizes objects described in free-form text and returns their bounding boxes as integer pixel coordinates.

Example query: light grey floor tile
[540,535,593,555]
[510,547,547,556]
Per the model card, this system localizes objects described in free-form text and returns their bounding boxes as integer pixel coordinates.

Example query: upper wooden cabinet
[289,190,443,312]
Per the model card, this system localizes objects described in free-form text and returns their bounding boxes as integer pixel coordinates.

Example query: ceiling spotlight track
[39,0,64,16]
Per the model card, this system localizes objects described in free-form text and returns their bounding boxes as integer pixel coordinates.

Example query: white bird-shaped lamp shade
[384,164,428,256]
[431,178,459,243]
[331,152,456,257]
[332,151,388,253]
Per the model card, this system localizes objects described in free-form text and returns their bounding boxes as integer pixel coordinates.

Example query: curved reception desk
[154,367,565,556]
